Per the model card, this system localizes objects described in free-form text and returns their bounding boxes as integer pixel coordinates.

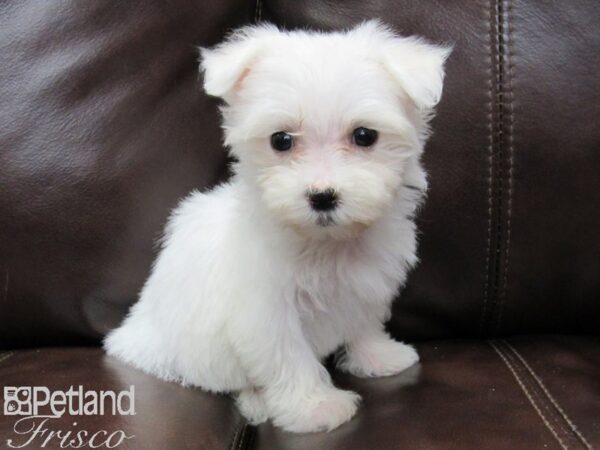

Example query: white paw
[236,387,268,425]
[339,339,419,378]
[272,387,360,433]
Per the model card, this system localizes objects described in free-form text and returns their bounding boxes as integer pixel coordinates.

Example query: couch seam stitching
[489,0,506,334]
[496,0,514,332]
[489,341,568,450]
[500,342,580,449]
[480,0,495,335]
[504,341,593,450]
[230,421,242,450]
[0,352,15,365]
[493,0,504,332]
[237,424,248,450]
[254,0,262,22]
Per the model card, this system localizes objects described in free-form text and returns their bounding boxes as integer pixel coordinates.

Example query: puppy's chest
[292,243,403,356]
[293,242,401,311]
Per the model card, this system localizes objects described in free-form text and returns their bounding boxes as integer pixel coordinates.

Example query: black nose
[308,189,339,212]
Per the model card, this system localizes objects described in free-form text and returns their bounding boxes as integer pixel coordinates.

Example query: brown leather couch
[1,1,598,449]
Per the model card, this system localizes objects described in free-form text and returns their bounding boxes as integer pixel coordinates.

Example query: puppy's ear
[199,25,273,103]
[354,20,450,112]
[381,36,451,112]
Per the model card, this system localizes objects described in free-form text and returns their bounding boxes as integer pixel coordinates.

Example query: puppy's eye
[270,132,294,152]
[352,127,378,147]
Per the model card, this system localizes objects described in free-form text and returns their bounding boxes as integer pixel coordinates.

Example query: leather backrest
[261,0,600,338]
[0,0,252,347]
[1,0,598,347]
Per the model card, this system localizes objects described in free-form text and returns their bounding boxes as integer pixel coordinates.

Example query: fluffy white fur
[105,20,449,433]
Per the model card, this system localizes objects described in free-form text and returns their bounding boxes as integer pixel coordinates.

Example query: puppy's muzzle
[307,188,339,212]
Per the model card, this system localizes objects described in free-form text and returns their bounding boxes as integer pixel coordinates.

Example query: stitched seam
[0,352,14,364]
[482,0,512,334]
[503,345,590,450]
[504,341,593,450]
[490,0,506,333]
[254,0,262,22]
[495,0,514,332]
[500,342,581,449]
[237,424,248,450]
[230,422,242,450]
[480,0,495,334]
[491,342,568,450]
[231,420,252,450]
[489,341,568,450]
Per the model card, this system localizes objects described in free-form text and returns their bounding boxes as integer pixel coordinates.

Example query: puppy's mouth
[316,214,336,227]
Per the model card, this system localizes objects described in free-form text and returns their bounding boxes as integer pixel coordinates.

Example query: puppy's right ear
[200,26,272,103]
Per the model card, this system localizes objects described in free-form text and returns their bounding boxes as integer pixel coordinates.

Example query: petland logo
[3,386,135,448]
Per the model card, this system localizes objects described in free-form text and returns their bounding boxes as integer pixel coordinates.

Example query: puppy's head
[200,20,450,240]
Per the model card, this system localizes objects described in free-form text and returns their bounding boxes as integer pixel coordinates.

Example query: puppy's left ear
[381,36,451,112]
[200,25,272,103]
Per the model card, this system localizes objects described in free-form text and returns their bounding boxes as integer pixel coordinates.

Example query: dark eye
[270,131,294,152]
[352,127,378,147]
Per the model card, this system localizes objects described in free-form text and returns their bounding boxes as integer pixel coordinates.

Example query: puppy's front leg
[338,325,419,378]
[231,299,360,433]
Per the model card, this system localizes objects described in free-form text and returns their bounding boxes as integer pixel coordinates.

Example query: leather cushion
[254,335,600,450]
[0,347,243,449]
[1,336,597,449]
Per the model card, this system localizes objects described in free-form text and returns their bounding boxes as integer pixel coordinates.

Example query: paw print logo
[3,387,32,415]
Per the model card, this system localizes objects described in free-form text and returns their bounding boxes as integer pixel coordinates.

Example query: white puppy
[105,20,449,433]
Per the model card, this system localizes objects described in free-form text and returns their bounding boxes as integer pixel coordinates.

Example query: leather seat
[1,1,598,449]
[1,336,598,449]
[256,336,600,449]
[0,348,242,449]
